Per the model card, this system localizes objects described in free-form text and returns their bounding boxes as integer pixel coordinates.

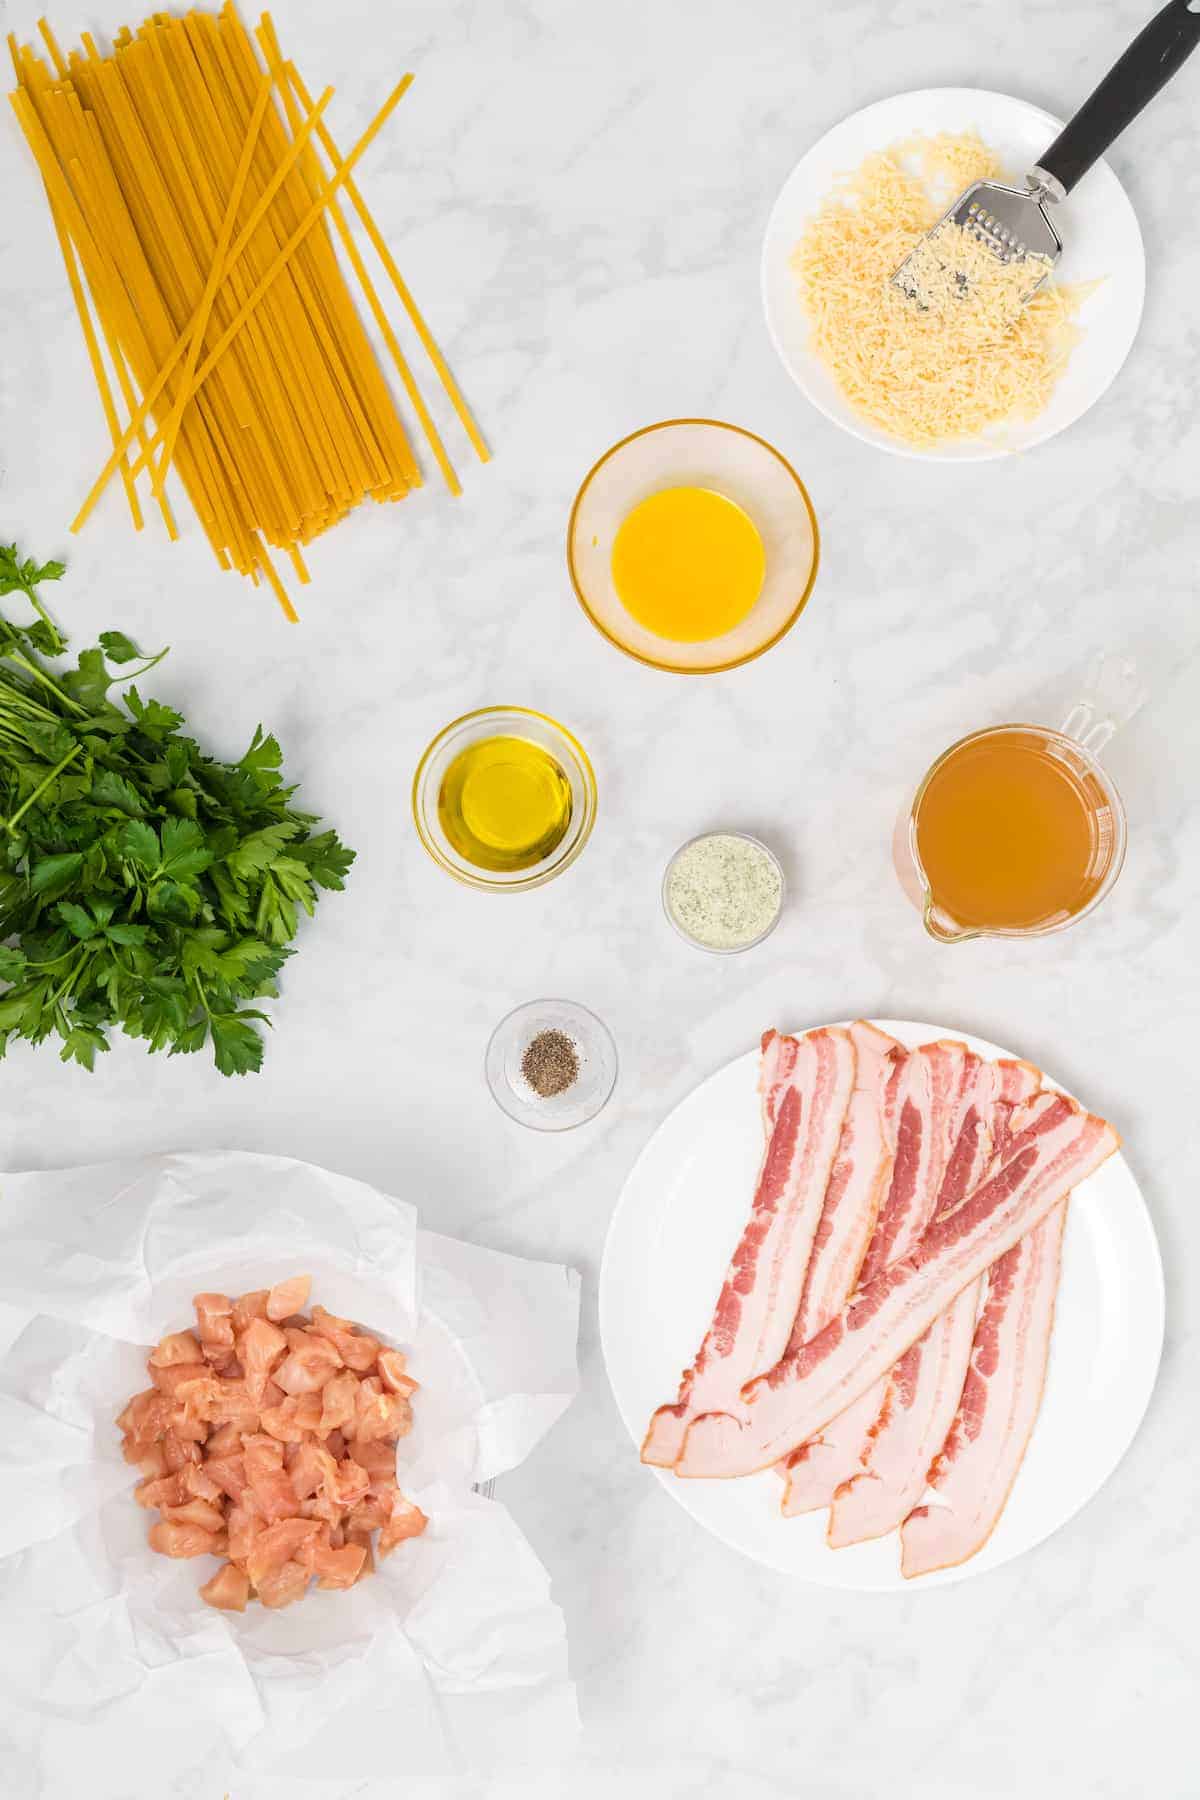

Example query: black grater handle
[1034,0,1200,196]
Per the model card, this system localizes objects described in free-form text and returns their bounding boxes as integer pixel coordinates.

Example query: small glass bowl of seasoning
[663,830,785,953]
[485,999,618,1132]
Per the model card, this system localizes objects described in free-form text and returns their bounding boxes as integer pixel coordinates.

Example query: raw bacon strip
[779,1042,966,1513]
[789,1022,902,1347]
[826,1056,1043,1545]
[779,1379,890,1515]
[900,1199,1069,1579]
[760,1027,800,1133]
[826,1290,979,1546]
[641,1027,856,1467]
[676,1093,1116,1478]
[856,1040,969,1289]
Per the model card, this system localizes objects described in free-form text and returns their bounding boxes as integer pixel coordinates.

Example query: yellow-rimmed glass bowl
[567,418,819,674]
[412,706,597,891]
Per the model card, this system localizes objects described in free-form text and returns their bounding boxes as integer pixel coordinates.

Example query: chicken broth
[914,728,1113,932]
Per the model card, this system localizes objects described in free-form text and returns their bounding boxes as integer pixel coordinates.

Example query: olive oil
[437,735,573,873]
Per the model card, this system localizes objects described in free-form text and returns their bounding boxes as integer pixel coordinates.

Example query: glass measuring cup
[894,658,1143,943]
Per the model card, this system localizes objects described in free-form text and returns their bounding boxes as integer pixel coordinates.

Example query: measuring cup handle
[1031,0,1200,198]
[1061,654,1147,760]
[1061,703,1118,757]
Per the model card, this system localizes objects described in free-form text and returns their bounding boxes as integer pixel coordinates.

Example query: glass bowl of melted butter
[412,706,597,891]
[567,418,820,674]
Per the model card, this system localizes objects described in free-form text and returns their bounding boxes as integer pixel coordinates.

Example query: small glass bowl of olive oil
[412,706,598,891]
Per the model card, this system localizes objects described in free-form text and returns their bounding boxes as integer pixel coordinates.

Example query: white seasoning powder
[665,833,783,951]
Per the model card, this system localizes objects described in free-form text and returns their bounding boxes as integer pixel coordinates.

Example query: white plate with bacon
[600,1021,1162,1590]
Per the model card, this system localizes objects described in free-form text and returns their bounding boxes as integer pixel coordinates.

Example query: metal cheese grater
[892,0,1200,306]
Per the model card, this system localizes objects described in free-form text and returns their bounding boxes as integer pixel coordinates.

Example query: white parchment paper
[0,1152,581,1795]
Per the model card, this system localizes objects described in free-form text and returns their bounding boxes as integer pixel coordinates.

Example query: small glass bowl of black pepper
[485,999,618,1132]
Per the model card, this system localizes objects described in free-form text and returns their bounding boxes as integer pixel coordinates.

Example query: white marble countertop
[2,0,1198,1795]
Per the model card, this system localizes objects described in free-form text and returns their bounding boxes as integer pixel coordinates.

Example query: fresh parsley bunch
[0,546,354,1076]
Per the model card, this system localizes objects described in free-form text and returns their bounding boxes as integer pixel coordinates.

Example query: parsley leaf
[210,1012,267,1077]
[98,630,144,665]
[91,770,145,816]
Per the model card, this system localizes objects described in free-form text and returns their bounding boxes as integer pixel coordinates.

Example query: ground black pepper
[521,1028,580,1098]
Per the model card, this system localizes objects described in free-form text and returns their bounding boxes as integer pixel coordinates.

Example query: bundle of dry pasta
[8,7,487,619]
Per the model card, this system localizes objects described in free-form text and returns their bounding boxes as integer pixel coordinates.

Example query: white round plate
[600,1021,1163,1590]
[761,88,1146,461]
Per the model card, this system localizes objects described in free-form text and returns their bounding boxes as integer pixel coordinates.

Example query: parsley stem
[3,649,87,716]
[19,581,65,657]
[3,743,83,834]
[50,952,86,1010]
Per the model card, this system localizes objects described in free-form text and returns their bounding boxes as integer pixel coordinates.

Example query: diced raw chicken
[241,1433,282,1479]
[161,1432,202,1471]
[226,1503,262,1566]
[346,1495,390,1533]
[294,1391,323,1431]
[378,1494,428,1557]
[256,1560,310,1608]
[288,1440,336,1502]
[193,1293,234,1347]
[205,1454,248,1503]
[207,1379,260,1425]
[309,1304,355,1337]
[163,1498,225,1532]
[150,1361,209,1399]
[167,1406,209,1444]
[183,1461,223,1504]
[246,1518,322,1588]
[377,1349,419,1398]
[337,1335,380,1374]
[324,1457,370,1512]
[310,1307,382,1373]
[346,1528,375,1582]
[260,1398,309,1443]
[132,1443,168,1478]
[149,1331,202,1368]
[353,1384,411,1444]
[120,1279,427,1613]
[118,1389,171,1441]
[311,1541,367,1589]
[231,1289,270,1332]
[266,1276,311,1322]
[275,1338,342,1396]
[148,1520,221,1558]
[135,1472,187,1510]
[199,1562,250,1612]
[205,1421,242,1457]
[299,1494,334,1523]
[238,1317,288,1405]
[253,1470,302,1524]
[351,1438,397,1478]
[317,1370,359,1435]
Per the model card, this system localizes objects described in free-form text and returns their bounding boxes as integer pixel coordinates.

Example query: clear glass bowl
[661,830,786,954]
[485,999,618,1132]
[567,418,820,674]
[412,706,597,891]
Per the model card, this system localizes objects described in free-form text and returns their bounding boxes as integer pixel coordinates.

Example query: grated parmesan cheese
[794,131,1091,449]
